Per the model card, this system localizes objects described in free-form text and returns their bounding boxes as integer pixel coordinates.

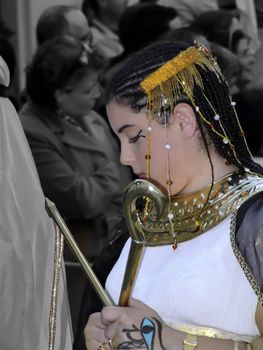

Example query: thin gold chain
[48,223,64,350]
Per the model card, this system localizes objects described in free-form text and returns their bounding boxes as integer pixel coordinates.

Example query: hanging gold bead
[172,240,177,250]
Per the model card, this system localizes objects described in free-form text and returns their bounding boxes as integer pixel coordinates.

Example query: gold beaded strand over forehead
[140,44,223,107]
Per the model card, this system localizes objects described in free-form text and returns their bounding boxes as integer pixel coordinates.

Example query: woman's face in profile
[106,99,194,195]
[106,100,168,183]
[57,72,101,118]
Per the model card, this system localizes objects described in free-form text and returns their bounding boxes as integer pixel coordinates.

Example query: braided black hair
[106,41,263,175]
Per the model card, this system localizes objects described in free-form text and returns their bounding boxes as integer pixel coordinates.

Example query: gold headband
[140,43,223,106]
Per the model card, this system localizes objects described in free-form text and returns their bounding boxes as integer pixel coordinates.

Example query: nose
[241,54,255,71]
[120,143,135,167]
[93,84,101,99]
[247,54,255,67]
[82,41,93,54]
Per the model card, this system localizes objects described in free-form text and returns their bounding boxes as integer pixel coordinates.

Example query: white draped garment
[106,216,260,337]
[0,56,72,349]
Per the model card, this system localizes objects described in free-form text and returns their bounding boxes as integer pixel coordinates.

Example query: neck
[175,151,237,195]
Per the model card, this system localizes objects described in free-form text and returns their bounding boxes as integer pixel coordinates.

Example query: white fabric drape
[0,57,72,349]
[106,217,259,337]
[0,56,10,87]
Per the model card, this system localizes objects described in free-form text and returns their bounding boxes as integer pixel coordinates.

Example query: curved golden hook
[119,179,166,305]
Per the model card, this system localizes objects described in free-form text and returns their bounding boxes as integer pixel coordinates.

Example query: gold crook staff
[45,179,166,308]
[118,179,166,306]
[45,197,114,307]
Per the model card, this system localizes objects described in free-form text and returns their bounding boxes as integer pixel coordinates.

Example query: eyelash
[128,129,146,143]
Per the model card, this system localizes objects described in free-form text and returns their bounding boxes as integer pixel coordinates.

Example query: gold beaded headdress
[139,43,252,247]
[140,42,252,179]
[140,44,222,102]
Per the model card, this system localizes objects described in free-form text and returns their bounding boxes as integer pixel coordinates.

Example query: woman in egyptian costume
[83,41,263,350]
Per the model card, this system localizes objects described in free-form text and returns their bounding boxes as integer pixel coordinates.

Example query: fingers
[101,306,124,324]
[89,312,107,329]
[101,300,157,327]
[101,298,152,325]
[98,301,161,349]
[101,306,136,341]
[84,313,108,349]
[103,321,118,340]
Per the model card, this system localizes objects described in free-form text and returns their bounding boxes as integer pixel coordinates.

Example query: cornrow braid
[193,72,240,167]
[195,113,215,213]
[106,41,263,175]
[106,42,187,111]
[192,66,263,175]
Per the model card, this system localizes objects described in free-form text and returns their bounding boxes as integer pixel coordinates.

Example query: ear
[172,102,197,138]
[54,89,67,106]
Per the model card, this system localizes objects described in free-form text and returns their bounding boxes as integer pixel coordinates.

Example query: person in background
[19,35,132,336]
[210,42,242,92]
[81,0,128,60]
[35,5,108,75]
[103,2,177,94]
[158,25,210,47]
[84,41,263,350]
[0,56,72,349]
[156,25,242,93]
[157,0,219,27]
[118,2,177,55]
[192,9,262,156]
[191,9,255,89]
[19,5,106,107]
[36,5,93,49]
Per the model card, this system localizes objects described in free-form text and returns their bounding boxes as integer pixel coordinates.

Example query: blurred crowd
[1,0,263,346]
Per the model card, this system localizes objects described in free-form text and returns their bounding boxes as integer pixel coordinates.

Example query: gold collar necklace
[135,171,263,246]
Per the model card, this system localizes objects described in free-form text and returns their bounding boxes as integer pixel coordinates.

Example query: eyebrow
[118,124,135,133]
